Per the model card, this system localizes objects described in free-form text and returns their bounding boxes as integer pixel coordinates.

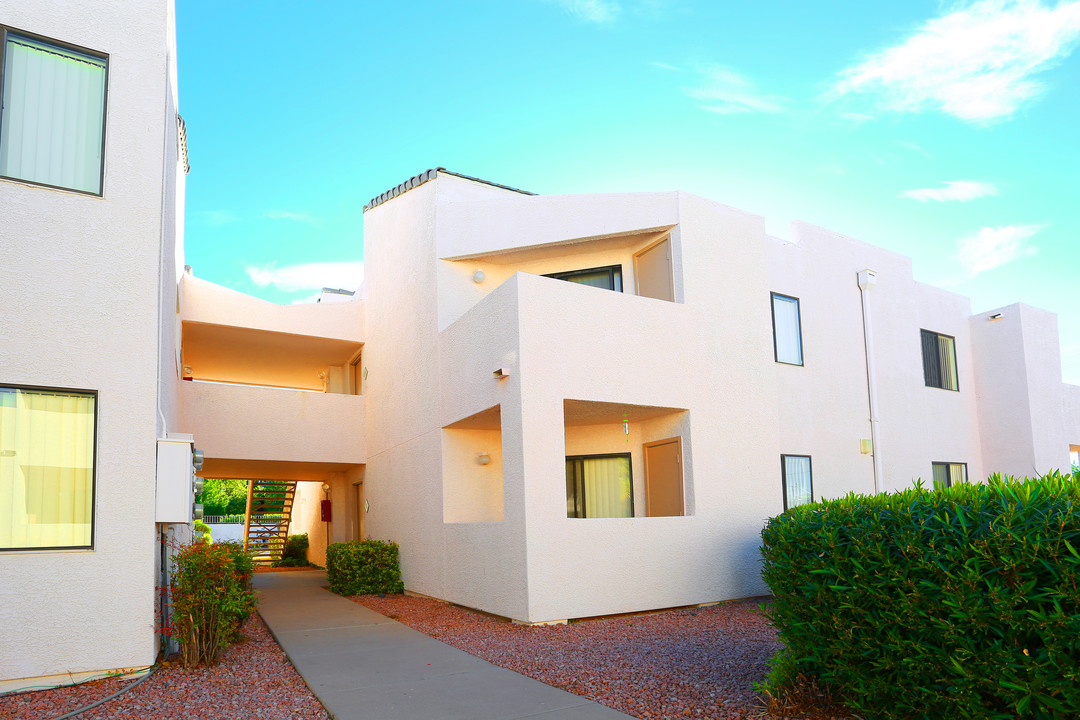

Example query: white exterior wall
[0,0,181,688]
[357,171,1078,623]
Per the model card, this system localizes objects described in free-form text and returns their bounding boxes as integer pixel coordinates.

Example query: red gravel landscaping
[353,593,850,720]
[0,615,327,720]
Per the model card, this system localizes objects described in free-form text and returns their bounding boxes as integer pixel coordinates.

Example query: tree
[196,478,248,516]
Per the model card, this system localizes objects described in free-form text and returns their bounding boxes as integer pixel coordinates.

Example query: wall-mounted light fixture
[478,453,491,466]
[321,482,331,494]
[989,313,1003,321]
[473,269,486,284]
[860,439,873,455]
[493,367,510,379]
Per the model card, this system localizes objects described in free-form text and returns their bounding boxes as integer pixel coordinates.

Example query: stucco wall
[0,0,177,688]
[178,381,365,464]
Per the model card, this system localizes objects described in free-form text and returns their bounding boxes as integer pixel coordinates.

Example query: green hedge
[760,471,1080,720]
[273,533,310,567]
[326,540,404,595]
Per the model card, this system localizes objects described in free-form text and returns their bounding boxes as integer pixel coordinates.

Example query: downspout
[858,269,883,494]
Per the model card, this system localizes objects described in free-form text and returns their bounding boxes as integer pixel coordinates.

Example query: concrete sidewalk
[254,570,634,720]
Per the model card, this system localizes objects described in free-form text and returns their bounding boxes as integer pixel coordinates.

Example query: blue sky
[176,0,1080,382]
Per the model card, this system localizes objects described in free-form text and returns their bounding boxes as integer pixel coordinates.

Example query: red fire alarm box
[321,500,332,522]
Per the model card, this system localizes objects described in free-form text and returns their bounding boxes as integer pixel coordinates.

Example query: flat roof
[363,167,535,212]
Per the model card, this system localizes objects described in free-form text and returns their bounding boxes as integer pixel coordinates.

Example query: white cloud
[267,210,321,224]
[553,0,621,23]
[957,224,1041,277]
[685,66,787,114]
[902,180,999,201]
[651,61,681,71]
[831,0,1080,122]
[246,261,364,293]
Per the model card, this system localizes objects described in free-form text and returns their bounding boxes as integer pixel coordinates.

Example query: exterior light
[473,269,486,283]
[478,453,491,466]
[989,313,1003,320]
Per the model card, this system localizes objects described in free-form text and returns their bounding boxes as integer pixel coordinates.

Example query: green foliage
[193,519,212,545]
[170,540,256,666]
[272,534,311,568]
[760,470,1080,720]
[196,478,248,516]
[326,539,404,596]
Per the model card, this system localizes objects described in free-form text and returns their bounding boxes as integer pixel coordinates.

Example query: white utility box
[156,433,202,524]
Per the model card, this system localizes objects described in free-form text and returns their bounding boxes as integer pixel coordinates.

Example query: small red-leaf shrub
[171,540,255,666]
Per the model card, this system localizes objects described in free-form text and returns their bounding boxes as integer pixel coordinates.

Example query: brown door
[634,237,674,302]
[644,437,683,516]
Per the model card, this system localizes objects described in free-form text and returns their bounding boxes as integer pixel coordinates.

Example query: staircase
[243,480,296,564]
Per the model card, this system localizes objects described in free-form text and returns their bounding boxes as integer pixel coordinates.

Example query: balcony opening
[443,405,504,523]
[181,321,362,393]
[563,400,691,518]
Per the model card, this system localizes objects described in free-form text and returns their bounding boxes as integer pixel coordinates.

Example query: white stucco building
[0,0,189,693]
[3,0,1080,691]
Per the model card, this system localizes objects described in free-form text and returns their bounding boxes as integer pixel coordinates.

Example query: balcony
[178,380,365,478]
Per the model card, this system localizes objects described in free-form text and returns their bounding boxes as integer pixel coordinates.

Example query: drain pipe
[858,269,883,494]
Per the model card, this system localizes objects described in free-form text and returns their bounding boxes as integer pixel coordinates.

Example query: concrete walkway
[254,570,634,720]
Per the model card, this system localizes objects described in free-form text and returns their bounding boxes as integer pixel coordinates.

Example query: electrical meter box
[155,433,203,523]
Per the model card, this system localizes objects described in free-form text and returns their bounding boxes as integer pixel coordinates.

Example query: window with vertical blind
[781,455,812,511]
[544,265,623,292]
[0,386,97,550]
[921,330,958,391]
[0,28,108,195]
[771,293,803,366]
[932,462,967,490]
[566,453,633,518]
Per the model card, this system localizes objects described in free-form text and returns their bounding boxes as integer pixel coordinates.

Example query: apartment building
[0,0,189,691]
[3,0,1080,690]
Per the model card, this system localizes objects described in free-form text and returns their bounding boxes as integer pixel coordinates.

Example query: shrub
[171,540,256,666]
[760,470,1080,720]
[193,519,212,544]
[326,540,404,596]
[272,533,309,567]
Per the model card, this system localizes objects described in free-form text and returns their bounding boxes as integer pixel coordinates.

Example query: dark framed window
[921,330,958,391]
[544,265,623,292]
[1,385,97,550]
[771,293,803,365]
[932,462,967,490]
[566,453,633,518]
[0,26,108,195]
[781,454,812,511]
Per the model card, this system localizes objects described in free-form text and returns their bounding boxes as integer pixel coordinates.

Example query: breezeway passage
[254,570,634,720]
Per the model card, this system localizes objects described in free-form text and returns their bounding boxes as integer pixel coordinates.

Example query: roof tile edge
[363,168,536,212]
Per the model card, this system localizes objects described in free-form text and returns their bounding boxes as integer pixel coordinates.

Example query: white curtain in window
[773,295,803,364]
[0,35,106,194]
[0,388,95,549]
[784,455,812,509]
[938,335,958,391]
[583,456,632,518]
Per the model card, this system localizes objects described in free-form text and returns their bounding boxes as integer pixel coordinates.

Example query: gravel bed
[354,594,848,720]
[0,615,328,720]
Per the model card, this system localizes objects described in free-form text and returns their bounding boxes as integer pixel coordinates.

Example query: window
[932,462,967,490]
[0,386,97,550]
[545,265,623,292]
[771,293,803,366]
[0,28,108,195]
[566,453,632,518]
[781,455,812,511]
[921,330,958,391]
